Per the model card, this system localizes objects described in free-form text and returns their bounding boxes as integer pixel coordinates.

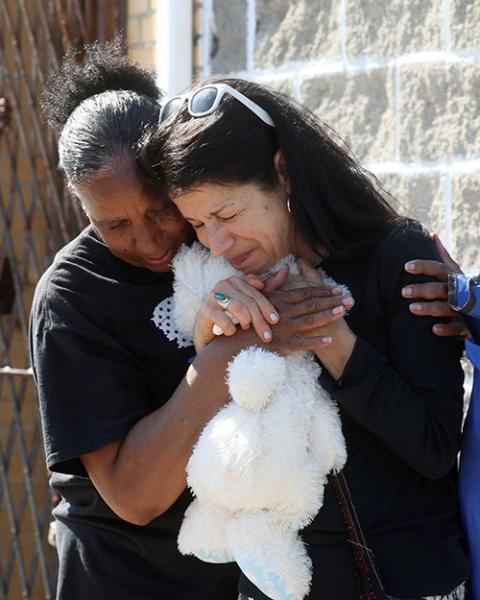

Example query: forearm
[319,336,464,479]
[83,332,252,524]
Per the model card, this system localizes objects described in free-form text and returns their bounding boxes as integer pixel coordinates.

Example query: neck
[294,233,325,265]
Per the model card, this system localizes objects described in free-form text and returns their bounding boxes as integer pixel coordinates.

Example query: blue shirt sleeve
[459,338,480,600]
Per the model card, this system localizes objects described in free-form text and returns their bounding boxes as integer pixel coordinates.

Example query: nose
[204,224,234,257]
[134,222,164,255]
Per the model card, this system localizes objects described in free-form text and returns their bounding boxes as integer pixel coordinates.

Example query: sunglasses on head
[159,83,276,128]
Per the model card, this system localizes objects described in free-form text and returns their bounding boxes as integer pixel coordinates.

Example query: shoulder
[373,219,440,279]
[378,219,437,262]
[372,220,440,300]
[31,226,116,329]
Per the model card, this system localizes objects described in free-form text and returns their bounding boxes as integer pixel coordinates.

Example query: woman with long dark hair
[140,78,470,600]
[30,46,342,600]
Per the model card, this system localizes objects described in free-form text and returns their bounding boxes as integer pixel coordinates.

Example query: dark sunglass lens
[190,87,218,115]
[161,98,184,121]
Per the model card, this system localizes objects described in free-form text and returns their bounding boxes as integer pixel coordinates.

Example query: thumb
[263,264,290,292]
[244,273,265,290]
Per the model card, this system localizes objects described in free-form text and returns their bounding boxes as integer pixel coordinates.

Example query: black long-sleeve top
[239,220,469,600]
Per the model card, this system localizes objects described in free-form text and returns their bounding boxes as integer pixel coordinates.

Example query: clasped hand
[193,260,355,359]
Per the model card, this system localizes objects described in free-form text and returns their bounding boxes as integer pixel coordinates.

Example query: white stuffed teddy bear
[171,242,347,600]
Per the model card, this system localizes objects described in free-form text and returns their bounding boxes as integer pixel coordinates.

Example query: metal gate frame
[0,2,126,598]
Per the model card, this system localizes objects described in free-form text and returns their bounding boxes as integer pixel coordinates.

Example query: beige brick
[450,0,480,51]
[142,14,157,44]
[127,0,149,16]
[255,0,341,68]
[301,68,395,164]
[400,62,480,161]
[210,0,247,74]
[346,0,441,57]
[376,173,445,236]
[128,46,156,70]
[127,16,143,46]
[451,173,480,269]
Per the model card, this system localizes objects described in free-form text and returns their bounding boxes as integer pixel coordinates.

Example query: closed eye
[217,213,237,223]
[109,220,130,231]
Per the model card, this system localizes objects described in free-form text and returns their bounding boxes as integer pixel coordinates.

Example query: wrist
[448,273,480,319]
[315,328,357,381]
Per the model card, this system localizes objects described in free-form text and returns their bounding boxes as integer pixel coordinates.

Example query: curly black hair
[42,37,162,188]
[42,37,160,132]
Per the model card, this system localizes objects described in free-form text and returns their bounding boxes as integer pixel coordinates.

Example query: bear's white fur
[171,243,347,600]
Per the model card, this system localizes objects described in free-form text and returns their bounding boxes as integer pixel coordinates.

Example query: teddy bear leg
[228,514,312,600]
[177,500,234,563]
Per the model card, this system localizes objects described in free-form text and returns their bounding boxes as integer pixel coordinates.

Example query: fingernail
[433,325,443,334]
[405,261,416,272]
[263,330,272,341]
[332,306,344,315]
[342,296,354,307]
[270,312,279,322]
[402,287,413,297]
[410,303,423,312]
[321,336,332,344]
[332,287,343,295]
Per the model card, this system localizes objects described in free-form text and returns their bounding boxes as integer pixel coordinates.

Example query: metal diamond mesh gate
[0,2,125,598]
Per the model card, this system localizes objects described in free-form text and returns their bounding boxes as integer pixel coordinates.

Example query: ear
[273,150,291,194]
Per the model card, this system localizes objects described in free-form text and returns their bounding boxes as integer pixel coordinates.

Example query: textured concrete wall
[198,0,480,271]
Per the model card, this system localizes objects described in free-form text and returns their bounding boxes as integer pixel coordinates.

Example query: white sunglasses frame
[159,83,276,128]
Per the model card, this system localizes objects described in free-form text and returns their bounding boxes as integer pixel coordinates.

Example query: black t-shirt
[239,221,470,600]
[29,226,239,600]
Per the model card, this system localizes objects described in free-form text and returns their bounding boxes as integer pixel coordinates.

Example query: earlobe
[273,150,291,193]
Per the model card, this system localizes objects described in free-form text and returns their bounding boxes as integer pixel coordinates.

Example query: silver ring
[212,310,239,337]
[224,310,239,325]
[215,295,231,310]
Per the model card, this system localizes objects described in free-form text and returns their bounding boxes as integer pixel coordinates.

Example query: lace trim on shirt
[152,296,193,349]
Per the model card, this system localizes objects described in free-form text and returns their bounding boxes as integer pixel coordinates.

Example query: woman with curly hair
[29,42,343,600]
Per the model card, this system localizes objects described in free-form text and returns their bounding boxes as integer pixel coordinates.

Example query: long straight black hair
[139,76,404,259]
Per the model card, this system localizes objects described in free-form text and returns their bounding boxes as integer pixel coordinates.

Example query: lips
[143,247,174,268]
[228,250,253,268]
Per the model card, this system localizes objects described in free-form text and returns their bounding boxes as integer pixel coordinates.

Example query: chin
[150,264,173,273]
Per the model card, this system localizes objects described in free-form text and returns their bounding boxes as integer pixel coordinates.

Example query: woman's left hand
[193,271,285,352]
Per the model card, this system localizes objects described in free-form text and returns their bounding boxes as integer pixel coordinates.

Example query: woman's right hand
[193,271,284,352]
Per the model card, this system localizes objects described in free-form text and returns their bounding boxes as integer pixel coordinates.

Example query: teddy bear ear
[226,347,288,412]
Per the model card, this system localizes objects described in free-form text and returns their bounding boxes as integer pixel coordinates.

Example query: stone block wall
[198,0,480,272]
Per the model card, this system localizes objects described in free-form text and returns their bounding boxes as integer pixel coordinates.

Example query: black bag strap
[329,471,391,600]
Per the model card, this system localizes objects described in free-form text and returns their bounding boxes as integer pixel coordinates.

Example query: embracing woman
[30,45,343,600]
[139,78,470,600]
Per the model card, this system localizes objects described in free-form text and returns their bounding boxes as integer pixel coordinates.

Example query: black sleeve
[29,276,151,477]
[320,223,465,479]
